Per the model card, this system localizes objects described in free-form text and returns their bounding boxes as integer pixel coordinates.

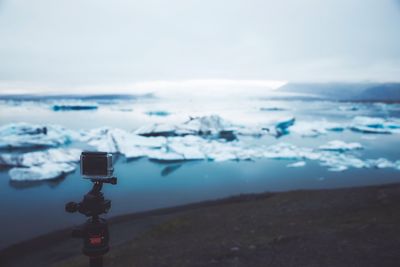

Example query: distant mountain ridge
[278,82,400,102]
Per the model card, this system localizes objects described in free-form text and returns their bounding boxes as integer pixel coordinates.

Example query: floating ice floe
[263,117,296,138]
[257,142,399,172]
[260,107,287,112]
[290,120,344,137]
[0,148,82,181]
[367,158,396,169]
[145,110,171,116]
[82,127,166,158]
[9,162,76,181]
[287,161,306,168]
[0,123,77,149]
[51,101,98,111]
[319,140,362,152]
[349,116,400,134]
[338,105,359,112]
[317,152,367,172]
[135,115,238,140]
[2,114,400,181]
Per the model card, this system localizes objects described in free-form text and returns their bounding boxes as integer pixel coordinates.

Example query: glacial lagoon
[0,94,400,249]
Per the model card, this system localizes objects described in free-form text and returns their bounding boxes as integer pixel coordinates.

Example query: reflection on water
[8,175,67,190]
[161,164,183,177]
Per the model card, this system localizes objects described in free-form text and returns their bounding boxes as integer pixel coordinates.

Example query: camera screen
[82,155,108,176]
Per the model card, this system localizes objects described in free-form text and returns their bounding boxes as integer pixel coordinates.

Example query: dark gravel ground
[2,183,400,267]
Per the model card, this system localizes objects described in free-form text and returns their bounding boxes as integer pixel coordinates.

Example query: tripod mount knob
[65,201,79,213]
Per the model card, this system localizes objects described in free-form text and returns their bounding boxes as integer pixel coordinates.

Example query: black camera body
[81,152,114,179]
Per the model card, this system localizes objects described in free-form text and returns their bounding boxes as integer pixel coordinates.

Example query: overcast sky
[0,0,399,91]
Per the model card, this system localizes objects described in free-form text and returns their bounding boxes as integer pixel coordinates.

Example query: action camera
[80,152,114,179]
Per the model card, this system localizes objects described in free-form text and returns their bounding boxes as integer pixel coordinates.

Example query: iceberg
[147,136,237,162]
[319,140,362,152]
[367,158,396,169]
[262,143,318,161]
[350,116,400,134]
[290,120,344,137]
[52,102,98,111]
[9,162,76,181]
[287,161,306,168]
[145,110,171,116]
[164,136,206,160]
[147,149,186,161]
[19,148,82,167]
[238,117,296,138]
[179,115,235,136]
[135,115,237,141]
[147,136,205,162]
[83,127,166,158]
[317,152,367,172]
[0,148,82,181]
[134,124,178,137]
[136,115,298,139]
[338,105,359,112]
[0,154,19,166]
[275,117,295,137]
[260,107,286,111]
[2,117,400,180]
[202,141,247,162]
[0,123,76,149]
[260,143,398,172]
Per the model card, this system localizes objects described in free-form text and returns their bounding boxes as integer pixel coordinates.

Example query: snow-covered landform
[1,113,400,181]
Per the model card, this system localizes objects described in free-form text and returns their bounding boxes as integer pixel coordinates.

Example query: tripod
[65,177,117,267]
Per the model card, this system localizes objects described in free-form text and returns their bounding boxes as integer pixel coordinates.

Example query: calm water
[0,97,399,249]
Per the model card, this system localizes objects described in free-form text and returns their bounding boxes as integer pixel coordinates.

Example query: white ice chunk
[318,153,367,172]
[203,141,243,161]
[5,148,82,181]
[52,101,98,111]
[166,136,205,160]
[291,120,344,137]
[367,158,396,169]
[83,127,166,158]
[287,161,306,168]
[0,154,19,166]
[350,116,400,134]
[319,140,363,152]
[134,124,177,137]
[262,143,318,160]
[179,115,235,135]
[0,148,81,168]
[147,149,185,161]
[20,148,82,167]
[134,115,237,140]
[0,123,77,148]
[338,105,360,112]
[9,162,76,181]
[264,117,296,137]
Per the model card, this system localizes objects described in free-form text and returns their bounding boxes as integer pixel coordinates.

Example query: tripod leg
[89,257,103,267]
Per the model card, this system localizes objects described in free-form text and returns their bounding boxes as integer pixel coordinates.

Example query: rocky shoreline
[2,183,400,267]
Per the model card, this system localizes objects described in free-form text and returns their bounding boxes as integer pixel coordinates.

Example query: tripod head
[66,178,117,218]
